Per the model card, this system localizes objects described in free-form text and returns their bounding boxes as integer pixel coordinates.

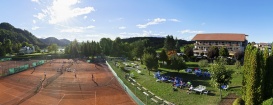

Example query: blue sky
[0,0,273,42]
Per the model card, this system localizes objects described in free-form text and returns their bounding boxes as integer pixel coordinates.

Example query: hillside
[0,22,46,47]
[40,37,71,46]
[121,37,194,49]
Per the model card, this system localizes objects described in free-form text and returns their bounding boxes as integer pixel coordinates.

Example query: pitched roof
[192,33,247,41]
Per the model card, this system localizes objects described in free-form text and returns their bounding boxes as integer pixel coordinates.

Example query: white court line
[2,87,14,92]
[41,88,95,93]
[3,91,21,99]
[95,91,96,105]
[57,94,65,105]
[0,82,32,91]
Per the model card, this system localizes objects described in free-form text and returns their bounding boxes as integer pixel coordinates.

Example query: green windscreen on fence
[32,60,45,67]
[0,58,11,62]
[7,64,30,75]
[9,68,15,74]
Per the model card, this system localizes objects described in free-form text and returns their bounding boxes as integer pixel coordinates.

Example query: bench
[148,91,155,96]
[154,96,163,103]
[137,87,142,91]
[151,98,159,103]
[143,92,149,96]
[142,87,148,91]
[136,82,141,86]
[155,96,163,101]
[163,100,175,105]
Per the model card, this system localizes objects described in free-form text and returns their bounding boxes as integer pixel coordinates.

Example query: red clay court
[0,59,136,105]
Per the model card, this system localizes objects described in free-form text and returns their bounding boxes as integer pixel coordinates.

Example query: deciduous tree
[210,57,232,99]
[142,53,158,75]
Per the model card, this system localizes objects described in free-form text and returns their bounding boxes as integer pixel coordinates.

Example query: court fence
[0,60,47,77]
[106,61,145,105]
[0,58,12,62]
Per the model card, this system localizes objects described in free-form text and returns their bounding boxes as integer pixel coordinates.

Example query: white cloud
[31,0,40,3]
[169,19,181,22]
[118,26,126,30]
[41,0,95,24]
[119,30,165,38]
[33,20,36,24]
[60,28,83,33]
[83,16,87,19]
[91,19,95,22]
[180,29,203,34]
[32,26,40,30]
[201,22,206,25]
[86,25,95,29]
[136,18,166,28]
[60,25,95,33]
[33,13,46,20]
[184,35,195,41]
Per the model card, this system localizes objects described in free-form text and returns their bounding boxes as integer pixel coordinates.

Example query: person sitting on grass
[179,80,184,88]
[187,81,192,87]
[187,85,194,94]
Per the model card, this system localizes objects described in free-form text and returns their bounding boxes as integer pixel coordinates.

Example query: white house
[19,46,35,54]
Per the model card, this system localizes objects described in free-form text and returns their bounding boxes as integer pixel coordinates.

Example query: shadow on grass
[229,85,242,90]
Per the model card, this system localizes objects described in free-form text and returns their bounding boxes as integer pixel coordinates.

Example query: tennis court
[0,59,135,105]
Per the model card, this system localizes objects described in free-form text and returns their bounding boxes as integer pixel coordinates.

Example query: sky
[0,0,273,43]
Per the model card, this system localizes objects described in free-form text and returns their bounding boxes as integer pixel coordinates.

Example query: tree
[4,39,12,54]
[99,38,113,56]
[170,55,187,72]
[22,41,29,47]
[131,39,146,60]
[262,98,273,105]
[198,59,209,69]
[184,44,194,57]
[48,43,58,53]
[12,43,22,53]
[34,45,41,53]
[234,60,241,69]
[207,46,219,59]
[163,35,175,51]
[210,57,232,99]
[142,53,158,75]
[263,52,273,100]
[219,47,229,57]
[242,44,265,105]
[0,42,6,56]
[159,49,168,65]
[175,38,181,53]
[234,50,244,61]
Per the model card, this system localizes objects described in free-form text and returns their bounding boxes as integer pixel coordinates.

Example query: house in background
[254,43,272,54]
[191,33,248,56]
[19,46,35,54]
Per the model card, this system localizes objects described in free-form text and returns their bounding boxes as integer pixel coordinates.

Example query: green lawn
[108,59,243,105]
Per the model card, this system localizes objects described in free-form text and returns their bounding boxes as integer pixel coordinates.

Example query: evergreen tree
[175,38,181,53]
[243,44,265,105]
[159,49,168,65]
[163,35,175,51]
[264,49,273,100]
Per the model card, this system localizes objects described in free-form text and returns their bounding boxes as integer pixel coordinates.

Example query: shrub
[235,60,241,69]
[233,97,244,105]
[198,59,208,69]
[262,98,273,105]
